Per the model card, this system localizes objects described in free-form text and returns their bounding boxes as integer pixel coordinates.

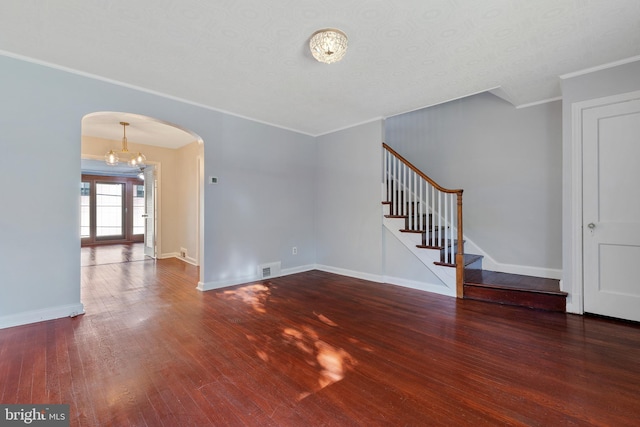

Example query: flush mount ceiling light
[105,121,146,168]
[309,28,348,64]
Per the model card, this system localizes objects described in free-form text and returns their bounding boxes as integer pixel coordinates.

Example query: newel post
[456,190,464,298]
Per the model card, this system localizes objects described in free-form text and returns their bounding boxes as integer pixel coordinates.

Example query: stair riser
[463,285,566,312]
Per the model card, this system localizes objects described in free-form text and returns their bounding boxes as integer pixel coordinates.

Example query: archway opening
[80,111,204,289]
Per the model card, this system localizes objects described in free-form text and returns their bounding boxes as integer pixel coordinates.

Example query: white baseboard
[159,252,179,260]
[176,255,199,266]
[281,264,316,276]
[482,259,562,280]
[464,238,562,279]
[197,275,256,291]
[314,264,384,283]
[196,264,317,292]
[383,275,456,297]
[195,263,457,300]
[301,265,456,298]
[0,303,85,330]
[160,252,199,266]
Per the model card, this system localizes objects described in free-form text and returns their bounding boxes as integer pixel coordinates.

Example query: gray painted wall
[385,92,563,274]
[560,60,640,311]
[315,121,384,279]
[0,55,315,327]
[205,114,316,286]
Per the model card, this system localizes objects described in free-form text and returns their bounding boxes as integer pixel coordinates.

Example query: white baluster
[431,184,435,246]
[419,178,423,231]
[400,163,407,215]
[445,191,449,262]
[385,151,389,203]
[407,169,416,230]
[408,169,411,224]
[403,163,407,217]
[450,194,455,263]
[412,171,417,230]
[438,191,442,248]
[393,156,397,215]
[425,184,430,243]
[447,193,454,264]
[388,152,391,212]
[408,170,411,230]
[398,161,402,216]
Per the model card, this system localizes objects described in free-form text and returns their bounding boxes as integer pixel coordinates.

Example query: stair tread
[432,253,483,267]
[463,254,483,266]
[464,270,566,296]
[399,226,445,233]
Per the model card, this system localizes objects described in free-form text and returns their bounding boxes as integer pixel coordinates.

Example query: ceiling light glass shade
[310,29,348,64]
[105,149,119,166]
[128,152,146,167]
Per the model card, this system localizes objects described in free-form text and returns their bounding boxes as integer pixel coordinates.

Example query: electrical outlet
[292,247,298,255]
[180,247,187,258]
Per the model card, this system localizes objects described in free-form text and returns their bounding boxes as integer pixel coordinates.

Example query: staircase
[382,143,567,312]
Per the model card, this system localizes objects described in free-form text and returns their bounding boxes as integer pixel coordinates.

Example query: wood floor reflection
[81,243,149,266]
[1,260,639,426]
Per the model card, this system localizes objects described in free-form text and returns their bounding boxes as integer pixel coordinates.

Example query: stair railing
[382,143,465,297]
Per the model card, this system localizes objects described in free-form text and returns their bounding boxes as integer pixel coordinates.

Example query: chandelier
[105,121,146,167]
[309,28,348,64]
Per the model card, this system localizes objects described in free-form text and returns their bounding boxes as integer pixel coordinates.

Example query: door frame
[81,154,162,252]
[569,89,640,314]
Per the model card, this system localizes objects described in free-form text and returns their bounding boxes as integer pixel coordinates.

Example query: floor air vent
[258,262,281,279]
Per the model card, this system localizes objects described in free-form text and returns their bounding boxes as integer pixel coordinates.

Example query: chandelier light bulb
[105,150,119,166]
[129,152,146,167]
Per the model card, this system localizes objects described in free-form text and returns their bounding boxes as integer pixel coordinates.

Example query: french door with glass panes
[80,175,145,245]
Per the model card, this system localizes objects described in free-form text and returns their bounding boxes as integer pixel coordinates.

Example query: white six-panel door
[582,98,640,322]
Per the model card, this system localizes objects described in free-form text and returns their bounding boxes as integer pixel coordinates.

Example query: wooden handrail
[383,143,465,298]
[383,143,463,195]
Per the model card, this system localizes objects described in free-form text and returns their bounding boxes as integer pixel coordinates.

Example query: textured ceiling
[1,0,639,136]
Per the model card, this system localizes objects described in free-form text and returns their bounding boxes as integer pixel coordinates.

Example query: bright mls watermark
[0,405,69,427]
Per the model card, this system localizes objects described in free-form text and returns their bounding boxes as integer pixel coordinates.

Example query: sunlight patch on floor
[223,283,271,313]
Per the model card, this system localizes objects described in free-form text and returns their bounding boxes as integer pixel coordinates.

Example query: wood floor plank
[1,246,639,426]
[0,328,24,404]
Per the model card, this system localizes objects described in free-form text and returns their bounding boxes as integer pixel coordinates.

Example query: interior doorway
[80,111,204,271]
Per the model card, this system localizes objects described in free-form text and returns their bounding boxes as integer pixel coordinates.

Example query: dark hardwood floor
[1,257,640,426]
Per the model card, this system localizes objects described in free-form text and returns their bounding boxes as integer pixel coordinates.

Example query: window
[133,184,145,235]
[81,175,144,245]
[96,183,124,238]
[80,182,90,238]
